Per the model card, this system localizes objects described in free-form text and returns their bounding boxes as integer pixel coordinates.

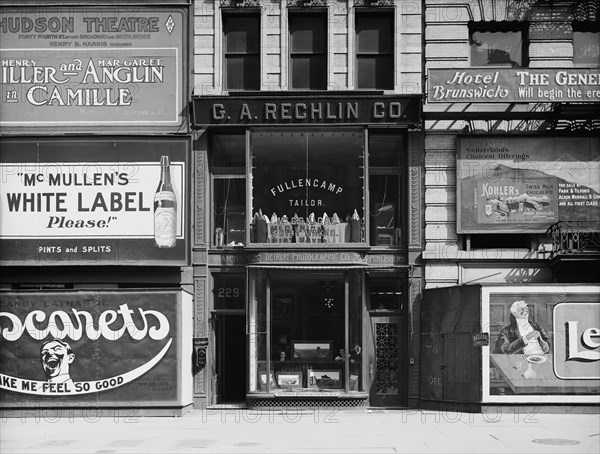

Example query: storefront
[422,0,600,411]
[192,94,423,408]
[421,284,600,409]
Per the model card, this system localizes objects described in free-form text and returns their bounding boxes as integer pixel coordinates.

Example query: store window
[368,132,405,247]
[469,23,526,67]
[573,23,600,65]
[356,12,393,90]
[210,133,246,247]
[250,129,364,244]
[223,14,260,91]
[367,273,405,312]
[249,270,364,393]
[289,12,327,89]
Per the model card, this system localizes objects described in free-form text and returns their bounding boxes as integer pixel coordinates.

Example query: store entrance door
[367,315,407,407]
[215,314,246,403]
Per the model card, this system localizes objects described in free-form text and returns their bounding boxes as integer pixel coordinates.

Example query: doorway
[367,315,408,407]
[214,313,246,403]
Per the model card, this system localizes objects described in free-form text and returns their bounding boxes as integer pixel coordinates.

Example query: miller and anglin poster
[0,6,187,132]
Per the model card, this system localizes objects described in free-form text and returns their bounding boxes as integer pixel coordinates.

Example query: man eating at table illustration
[495,300,551,355]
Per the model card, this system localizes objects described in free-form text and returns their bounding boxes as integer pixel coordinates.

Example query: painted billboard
[0,6,187,132]
[0,290,192,406]
[457,136,600,233]
[483,286,600,403]
[0,137,189,265]
[428,68,600,103]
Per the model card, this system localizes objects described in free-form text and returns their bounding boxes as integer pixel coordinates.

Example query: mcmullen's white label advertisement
[0,290,185,405]
[0,137,188,265]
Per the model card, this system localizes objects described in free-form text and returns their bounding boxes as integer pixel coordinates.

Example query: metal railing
[546,220,600,257]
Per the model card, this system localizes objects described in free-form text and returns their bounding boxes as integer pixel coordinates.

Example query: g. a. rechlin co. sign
[427,68,600,103]
[0,290,181,405]
[192,95,422,126]
[0,7,187,131]
[0,137,189,265]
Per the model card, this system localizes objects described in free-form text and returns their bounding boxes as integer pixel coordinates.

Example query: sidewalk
[2,407,599,454]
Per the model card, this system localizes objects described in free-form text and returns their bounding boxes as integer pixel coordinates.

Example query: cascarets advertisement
[457,136,600,233]
[0,6,187,132]
[0,290,189,406]
[0,137,189,265]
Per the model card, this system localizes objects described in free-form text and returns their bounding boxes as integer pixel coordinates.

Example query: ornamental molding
[220,0,260,8]
[287,0,328,7]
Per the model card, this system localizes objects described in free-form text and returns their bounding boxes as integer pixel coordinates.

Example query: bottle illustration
[154,155,177,248]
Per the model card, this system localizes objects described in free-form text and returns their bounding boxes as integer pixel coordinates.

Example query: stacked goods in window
[307,212,322,243]
[331,213,342,243]
[350,209,362,243]
[251,211,268,243]
[322,213,336,243]
[269,213,279,243]
[281,215,293,243]
[292,214,307,243]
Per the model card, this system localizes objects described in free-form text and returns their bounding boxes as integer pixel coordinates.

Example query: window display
[250,129,364,244]
[249,271,364,394]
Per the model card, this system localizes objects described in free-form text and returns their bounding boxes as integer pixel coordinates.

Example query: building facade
[422,0,600,410]
[190,0,424,408]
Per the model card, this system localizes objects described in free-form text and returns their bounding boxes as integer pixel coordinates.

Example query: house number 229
[217,288,240,298]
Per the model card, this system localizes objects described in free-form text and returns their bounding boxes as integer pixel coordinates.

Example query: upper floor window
[289,12,327,89]
[223,14,260,90]
[469,23,526,67]
[573,22,600,65]
[356,12,393,90]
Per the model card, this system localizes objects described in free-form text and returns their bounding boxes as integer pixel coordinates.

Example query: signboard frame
[0,5,189,134]
[0,289,193,408]
[481,285,600,404]
[456,135,600,234]
[0,136,190,266]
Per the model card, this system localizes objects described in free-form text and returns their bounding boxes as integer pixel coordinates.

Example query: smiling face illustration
[40,339,75,382]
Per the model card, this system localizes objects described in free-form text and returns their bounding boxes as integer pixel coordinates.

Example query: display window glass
[368,132,405,247]
[250,129,365,244]
[250,270,364,394]
[210,133,246,247]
